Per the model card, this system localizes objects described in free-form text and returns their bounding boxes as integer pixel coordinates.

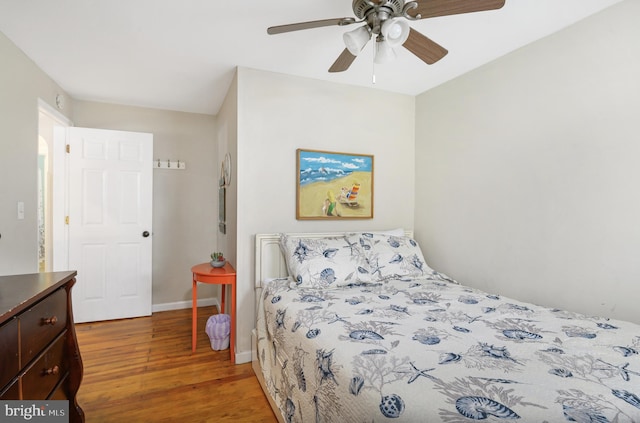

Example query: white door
[65,127,153,323]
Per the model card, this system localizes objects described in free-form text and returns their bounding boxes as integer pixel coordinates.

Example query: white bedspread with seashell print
[256,276,640,422]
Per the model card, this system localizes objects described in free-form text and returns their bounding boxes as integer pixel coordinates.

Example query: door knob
[142,231,150,237]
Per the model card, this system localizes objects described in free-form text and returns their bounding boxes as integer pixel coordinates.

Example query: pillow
[279,234,371,288]
[348,233,434,281]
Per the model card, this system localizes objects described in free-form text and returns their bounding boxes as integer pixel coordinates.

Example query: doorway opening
[37,99,71,272]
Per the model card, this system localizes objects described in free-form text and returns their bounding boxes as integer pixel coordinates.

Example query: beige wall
[0,25,221,308]
[232,67,416,360]
[215,70,238,326]
[414,0,640,324]
[0,25,221,310]
[72,101,218,306]
[0,31,72,275]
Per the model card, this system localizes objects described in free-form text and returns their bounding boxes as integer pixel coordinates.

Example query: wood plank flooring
[75,306,278,422]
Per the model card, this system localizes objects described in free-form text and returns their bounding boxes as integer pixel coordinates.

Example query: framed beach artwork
[296,149,374,220]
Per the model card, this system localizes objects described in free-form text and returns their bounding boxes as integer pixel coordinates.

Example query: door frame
[38,98,72,271]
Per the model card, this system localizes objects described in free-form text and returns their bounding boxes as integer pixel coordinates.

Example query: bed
[252,231,640,422]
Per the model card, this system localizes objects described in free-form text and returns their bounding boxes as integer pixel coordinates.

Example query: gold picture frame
[296,148,374,220]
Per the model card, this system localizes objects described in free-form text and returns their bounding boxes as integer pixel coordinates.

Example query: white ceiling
[0,0,624,115]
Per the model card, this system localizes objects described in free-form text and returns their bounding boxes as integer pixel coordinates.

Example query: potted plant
[210,252,226,268]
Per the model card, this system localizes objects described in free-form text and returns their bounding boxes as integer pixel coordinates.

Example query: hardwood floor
[75,306,278,422]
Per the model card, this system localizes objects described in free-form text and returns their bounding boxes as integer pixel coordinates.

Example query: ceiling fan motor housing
[352,0,415,35]
[352,0,405,19]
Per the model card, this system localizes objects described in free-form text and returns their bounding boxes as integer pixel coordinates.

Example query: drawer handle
[44,365,60,376]
[42,316,58,325]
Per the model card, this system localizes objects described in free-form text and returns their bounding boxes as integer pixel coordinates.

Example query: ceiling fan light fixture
[374,39,396,64]
[343,25,371,56]
[381,18,410,47]
[267,0,507,73]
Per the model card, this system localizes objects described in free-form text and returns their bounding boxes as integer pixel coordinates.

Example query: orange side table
[191,262,236,363]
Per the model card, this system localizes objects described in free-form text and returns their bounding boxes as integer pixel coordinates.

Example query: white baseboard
[152,297,219,313]
[235,349,252,364]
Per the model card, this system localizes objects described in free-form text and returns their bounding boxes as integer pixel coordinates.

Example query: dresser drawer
[48,375,70,400]
[20,288,67,365]
[22,331,68,400]
[0,272,83,422]
[0,317,19,389]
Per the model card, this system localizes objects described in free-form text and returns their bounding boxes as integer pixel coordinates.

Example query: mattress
[256,275,640,422]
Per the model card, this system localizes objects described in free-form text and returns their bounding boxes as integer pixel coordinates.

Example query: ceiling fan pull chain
[372,42,377,85]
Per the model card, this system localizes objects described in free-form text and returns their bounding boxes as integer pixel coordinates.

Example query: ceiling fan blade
[403,28,448,65]
[409,0,505,19]
[268,17,356,35]
[328,49,357,73]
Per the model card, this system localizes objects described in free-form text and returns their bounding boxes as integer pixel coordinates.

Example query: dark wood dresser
[0,271,84,422]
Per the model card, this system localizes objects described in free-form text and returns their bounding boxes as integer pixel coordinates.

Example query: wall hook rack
[154,159,186,170]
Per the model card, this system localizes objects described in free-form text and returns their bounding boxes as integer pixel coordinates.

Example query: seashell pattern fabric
[257,273,640,422]
[279,233,454,289]
[279,234,372,288]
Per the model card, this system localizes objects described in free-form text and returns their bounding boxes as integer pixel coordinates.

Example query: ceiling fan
[267,0,506,72]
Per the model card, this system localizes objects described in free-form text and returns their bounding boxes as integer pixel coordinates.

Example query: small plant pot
[210,260,226,268]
